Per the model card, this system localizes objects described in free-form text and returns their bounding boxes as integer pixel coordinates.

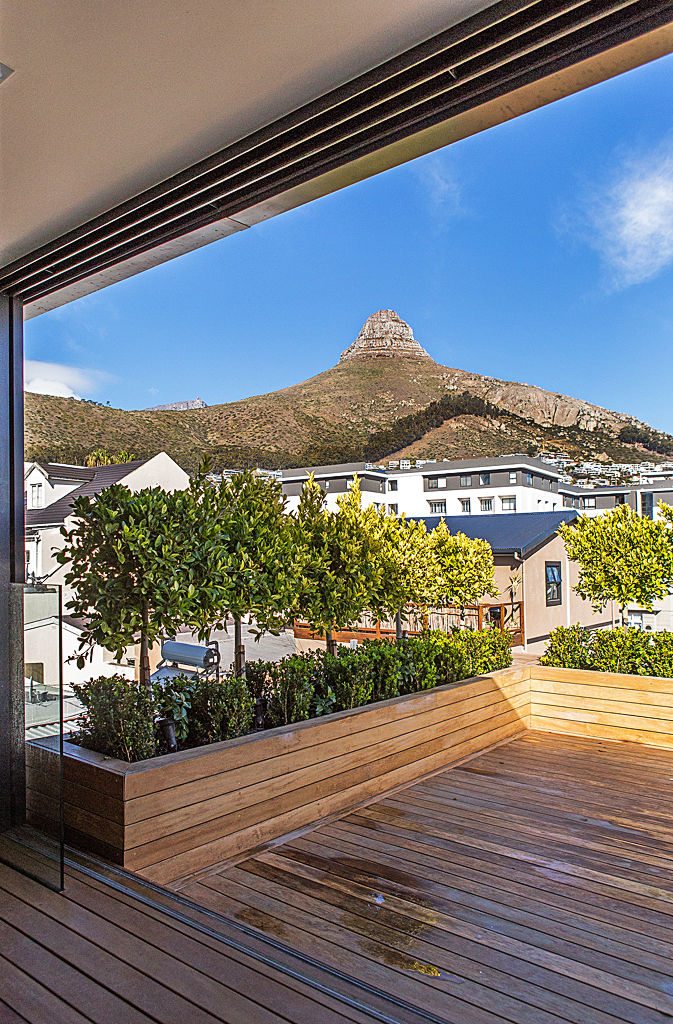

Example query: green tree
[57,472,231,687]
[85,448,136,467]
[560,504,673,624]
[294,476,386,654]
[209,470,299,675]
[427,521,497,610]
[369,513,434,638]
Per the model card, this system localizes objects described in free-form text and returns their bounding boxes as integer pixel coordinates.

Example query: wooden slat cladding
[530,665,673,748]
[26,667,530,880]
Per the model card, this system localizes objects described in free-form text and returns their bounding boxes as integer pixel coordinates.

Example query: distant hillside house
[145,397,207,411]
[24,452,189,589]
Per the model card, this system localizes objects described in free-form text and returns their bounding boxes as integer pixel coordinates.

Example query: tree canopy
[57,472,231,686]
[559,504,673,621]
[426,520,497,608]
[293,476,386,648]
[207,470,299,672]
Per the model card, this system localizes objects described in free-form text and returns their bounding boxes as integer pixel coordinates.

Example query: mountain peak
[340,310,432,362]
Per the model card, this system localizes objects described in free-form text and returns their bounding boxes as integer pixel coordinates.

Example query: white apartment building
[281,456,564,517]
[281,463,388,513]
[386,457,563,518]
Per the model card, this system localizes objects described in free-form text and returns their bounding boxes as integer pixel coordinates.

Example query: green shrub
[322,649,374,711]
[72,674,156,762]
[184,674,254,745]
[360,640,402,703]
[267,653,316,727]
[542,626,673,678]
[73,671,255,760]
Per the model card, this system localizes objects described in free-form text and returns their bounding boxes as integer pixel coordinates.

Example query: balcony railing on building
[294,600,524,648]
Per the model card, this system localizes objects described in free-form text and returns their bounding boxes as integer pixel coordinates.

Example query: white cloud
[24,360,110,399]
[415,153,463,220]
[582,141,673,288]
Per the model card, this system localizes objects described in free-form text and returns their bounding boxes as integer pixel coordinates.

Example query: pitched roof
[414,511,578,558]
[26,459,149,527]
[38,462,95,483]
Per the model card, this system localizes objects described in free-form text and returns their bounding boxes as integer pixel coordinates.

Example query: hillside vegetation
[25,355,671,470]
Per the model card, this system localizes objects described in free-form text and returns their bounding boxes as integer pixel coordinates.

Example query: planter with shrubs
[26,629,523,880]
[70,628,513,760]
[541,625,673,678]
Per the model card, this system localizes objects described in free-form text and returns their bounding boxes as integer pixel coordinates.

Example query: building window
[584,496,596,509]
[479,472,491,485]
[460,498,471,514]
[460,474,472,487]
[524,472,533,485]
[429,500,446,514]
[615,494,625,506]
[29,482,43,508]
[501,496,516,511]
[389,503,398,514]
[388,480,398,492]
[545,562,562,606]
[641,492,654,519]
[480,498,493,512]
[427,477,439,489]
[509,471,517,484]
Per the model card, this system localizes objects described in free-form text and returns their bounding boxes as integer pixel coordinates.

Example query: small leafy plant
[542,625,673,678]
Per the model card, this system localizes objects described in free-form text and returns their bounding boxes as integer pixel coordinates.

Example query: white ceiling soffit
[1,1,672,318]
[1,0,493,265]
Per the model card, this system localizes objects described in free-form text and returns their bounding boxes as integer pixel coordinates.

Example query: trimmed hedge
[541,625,673,678]
[248,628,513,727]
[72,628,512,761]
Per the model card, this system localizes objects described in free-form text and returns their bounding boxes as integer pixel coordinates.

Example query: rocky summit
[340,310,431,362]
[24,309,672,471]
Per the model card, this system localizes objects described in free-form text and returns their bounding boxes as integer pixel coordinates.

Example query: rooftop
[25,458,149,527]
[415,510,578,556]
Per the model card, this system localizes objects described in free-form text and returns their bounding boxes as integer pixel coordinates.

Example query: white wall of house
[25,453,190,599]
[120,451,190,493]
[24,462,81,510]
[24,617,134,692]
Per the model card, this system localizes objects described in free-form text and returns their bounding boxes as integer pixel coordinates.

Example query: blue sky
[26,51,673,432]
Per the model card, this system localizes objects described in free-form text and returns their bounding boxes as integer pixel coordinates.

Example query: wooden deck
[175,731,673,1024]
[0,835,403,1023]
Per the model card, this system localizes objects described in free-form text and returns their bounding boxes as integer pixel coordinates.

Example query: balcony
[5,663,673,1023]
[3,725,673,1022]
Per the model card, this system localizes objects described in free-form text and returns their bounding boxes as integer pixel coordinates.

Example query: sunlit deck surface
[3,730,673,1023]
[175,731,673,1024]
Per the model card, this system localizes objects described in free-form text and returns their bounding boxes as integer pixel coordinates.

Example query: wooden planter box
[27,664,673,884]
[26,666,530,884]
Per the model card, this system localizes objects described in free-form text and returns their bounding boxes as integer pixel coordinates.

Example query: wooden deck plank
[0,841,392,1024]
[173,730,673,1024]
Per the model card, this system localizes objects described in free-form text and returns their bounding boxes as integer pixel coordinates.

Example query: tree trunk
[139,602,151,690]
[395,609,402,641]
[234,615,246,678]
[325,628,337,657]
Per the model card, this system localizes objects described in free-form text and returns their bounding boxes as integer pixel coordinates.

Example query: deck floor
[177,731,673,1024]
[0,836,394,1023]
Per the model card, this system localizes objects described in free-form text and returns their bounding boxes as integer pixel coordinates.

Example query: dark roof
[413,511,578,558]
[26,459,149,527]
[37,462,95,483]
[392,455,563,478]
